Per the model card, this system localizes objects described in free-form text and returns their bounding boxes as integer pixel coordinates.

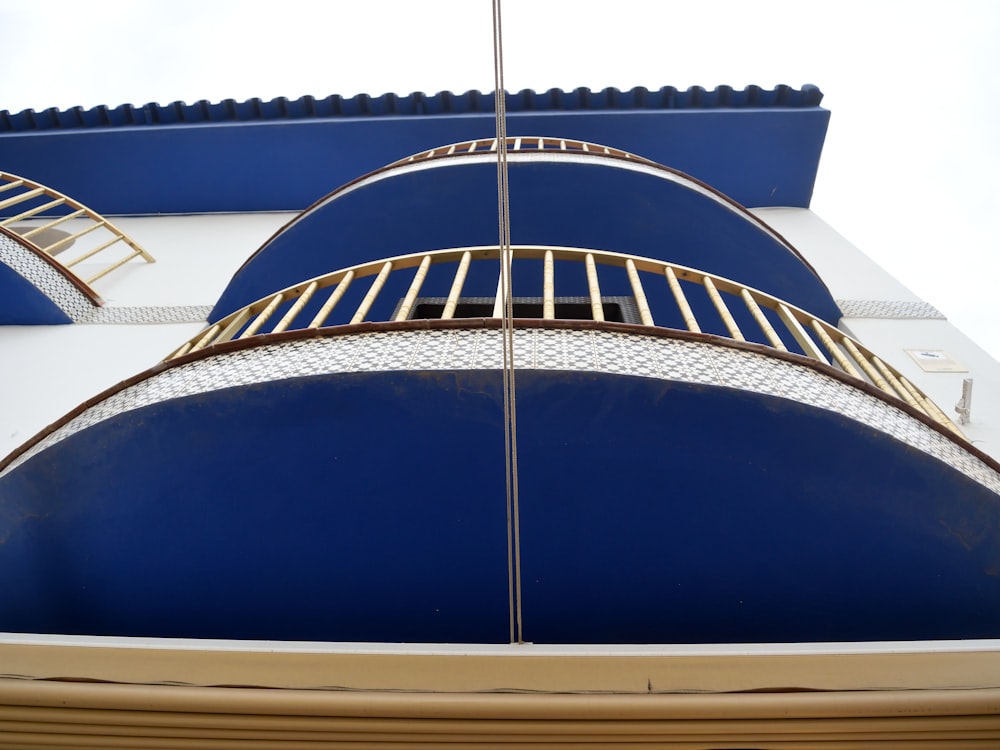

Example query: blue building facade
[1,86,999,746]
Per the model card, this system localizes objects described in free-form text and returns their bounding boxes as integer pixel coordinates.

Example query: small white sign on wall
[904,349,968,373]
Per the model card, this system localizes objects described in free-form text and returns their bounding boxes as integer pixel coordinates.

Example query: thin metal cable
[492,0,523,645]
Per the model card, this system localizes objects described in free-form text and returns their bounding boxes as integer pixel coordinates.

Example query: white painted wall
[753,208,922,302]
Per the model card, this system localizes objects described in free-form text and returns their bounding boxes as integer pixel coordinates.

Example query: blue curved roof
[0,86,829,214]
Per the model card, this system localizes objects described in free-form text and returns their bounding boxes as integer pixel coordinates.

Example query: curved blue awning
[209,155,841,324]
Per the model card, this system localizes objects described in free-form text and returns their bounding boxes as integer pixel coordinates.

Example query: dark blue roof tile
[0,85,823,132]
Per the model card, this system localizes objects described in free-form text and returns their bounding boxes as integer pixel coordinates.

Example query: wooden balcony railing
[389,136,657,169]
[169,245,959,434]
[0,171,154,285]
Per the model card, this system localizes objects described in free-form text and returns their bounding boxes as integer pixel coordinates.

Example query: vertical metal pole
[492,0,523,645]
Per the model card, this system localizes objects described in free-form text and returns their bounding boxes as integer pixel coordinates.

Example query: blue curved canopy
[210,159,841,324]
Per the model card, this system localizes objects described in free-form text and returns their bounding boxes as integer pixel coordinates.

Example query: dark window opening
[400,296,641,324]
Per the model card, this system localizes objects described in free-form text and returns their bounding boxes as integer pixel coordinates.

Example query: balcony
[2,245,997,646]
[175,244,959,435]
[0,171,155,324]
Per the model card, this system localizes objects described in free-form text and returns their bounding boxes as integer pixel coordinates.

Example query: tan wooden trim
[0,643,999,748]
[585,252,604,321]
[2,639,1000,695]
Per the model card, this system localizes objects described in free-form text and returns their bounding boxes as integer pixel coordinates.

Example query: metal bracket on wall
[955,378,973,425]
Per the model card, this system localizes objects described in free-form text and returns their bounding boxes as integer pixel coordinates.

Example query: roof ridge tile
[0,85,824,133]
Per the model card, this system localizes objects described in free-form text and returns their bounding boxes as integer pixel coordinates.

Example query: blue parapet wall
[0,87,829,216]
[2,365,997,643]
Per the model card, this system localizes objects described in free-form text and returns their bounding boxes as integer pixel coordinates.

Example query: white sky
[2,0,998,360]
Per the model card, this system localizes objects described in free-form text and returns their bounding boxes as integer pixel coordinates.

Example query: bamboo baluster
[272,281,319,333]
[703,276,744,341]
[543,250,555,320]
[585,253,604,322]
[395,255,433,321]
[776,304,828,364]
[441,252,472,319]
[739,289,785,349]
[350,262,393,324]
[665,266,700,333]
[309,271,355,328]
[626,258,654,326]
[810,321,862,378]
[239,293,285,338]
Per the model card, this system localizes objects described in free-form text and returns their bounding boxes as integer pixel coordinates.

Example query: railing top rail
[387,136,660,170]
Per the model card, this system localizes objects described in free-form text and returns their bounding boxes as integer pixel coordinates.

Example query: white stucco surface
[0,322,204,457]
[751,207,921,302]
[86,213,296,307]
